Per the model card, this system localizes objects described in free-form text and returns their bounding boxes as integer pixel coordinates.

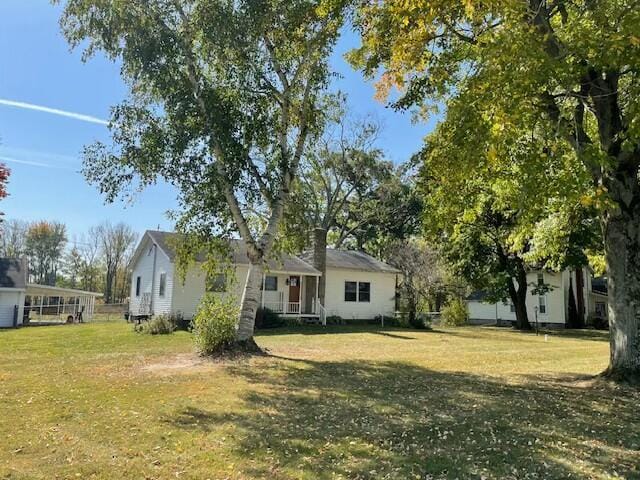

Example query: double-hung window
[345,281,371,302]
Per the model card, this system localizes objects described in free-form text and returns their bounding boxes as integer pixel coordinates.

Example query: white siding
[171,264,249,320]
[129,237,161,315]
[466,270,568,325]
[323,268,396,319]
[0,290,24,328]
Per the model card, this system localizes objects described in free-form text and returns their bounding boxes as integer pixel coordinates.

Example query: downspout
[150,244,158,316]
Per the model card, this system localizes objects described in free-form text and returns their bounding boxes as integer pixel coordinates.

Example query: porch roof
[26,283,103,298]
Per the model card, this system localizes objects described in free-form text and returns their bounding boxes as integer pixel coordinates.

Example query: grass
[0,323,638,480]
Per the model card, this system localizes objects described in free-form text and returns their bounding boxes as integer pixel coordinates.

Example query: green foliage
[440,298,468,327]
[192,294,240,355]
[135,315,176,335]
[255,307,284,329]
[325,314,344,325]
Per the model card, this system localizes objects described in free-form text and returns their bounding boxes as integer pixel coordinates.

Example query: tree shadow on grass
[256,325,427,337]
[167,358,640,479]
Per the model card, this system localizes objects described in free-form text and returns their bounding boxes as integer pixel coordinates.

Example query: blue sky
[0,1,433,238]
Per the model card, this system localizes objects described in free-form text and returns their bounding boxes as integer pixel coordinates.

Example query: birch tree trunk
[312,227,328,305]
[603,173,640,381]
[236,262,265,342]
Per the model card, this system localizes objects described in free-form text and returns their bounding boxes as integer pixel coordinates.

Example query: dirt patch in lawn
[140,353,225,377]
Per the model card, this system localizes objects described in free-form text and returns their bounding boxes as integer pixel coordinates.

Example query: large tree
[59,0,347,348]
[25,221,67,285]
[95,222,137,304]
[352,0,640,380]
[283,101,392,304]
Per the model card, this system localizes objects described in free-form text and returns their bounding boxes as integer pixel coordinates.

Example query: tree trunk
[603,187,640,381]
[236,262,264,342]
[509,264,532,330]
[312,227,327,305]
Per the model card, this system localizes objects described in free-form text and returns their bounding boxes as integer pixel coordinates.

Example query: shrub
[255,307,284,329]
[373,314,401,327]
[192,294,239,355]
[135,314,176,335]
[440,298,469,327]
[325,315,344,325]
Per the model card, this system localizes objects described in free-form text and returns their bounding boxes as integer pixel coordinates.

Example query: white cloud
[0,98,108,126]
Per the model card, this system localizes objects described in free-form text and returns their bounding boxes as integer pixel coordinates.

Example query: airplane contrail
[0,98,109,125]
[0,155,77,171]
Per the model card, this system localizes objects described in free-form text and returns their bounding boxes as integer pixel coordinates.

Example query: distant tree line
[0,219,137,304]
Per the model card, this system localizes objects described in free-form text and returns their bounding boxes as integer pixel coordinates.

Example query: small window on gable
[135,276,141,297]
[263,276,278,291]
[206,273,227,293]
[344,281,357,302]
[159,273,167,297]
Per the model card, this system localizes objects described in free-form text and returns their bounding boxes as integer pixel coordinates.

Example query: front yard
[0,323,638,479]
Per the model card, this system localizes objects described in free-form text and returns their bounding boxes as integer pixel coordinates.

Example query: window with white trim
[263,275,278,291]
[345,281,371,302]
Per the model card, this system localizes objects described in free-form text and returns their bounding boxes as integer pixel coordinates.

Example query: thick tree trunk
[603,185,640,381]
[236,262,264,342]
[509,265,532,330]
[312,227,327,305]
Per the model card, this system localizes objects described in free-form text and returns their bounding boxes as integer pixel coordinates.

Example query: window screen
[358,282,371,302]
[263,276,278,291]
[344,281,357,302]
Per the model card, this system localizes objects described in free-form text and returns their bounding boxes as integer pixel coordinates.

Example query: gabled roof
[0,258,27,289]
[302,249,400,274]
[141,231,320,275]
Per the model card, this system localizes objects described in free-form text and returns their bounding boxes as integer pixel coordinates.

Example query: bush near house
[134,314,176,335]
[255,307,285,329]
[192,294,239,355]
[440,298,469,326]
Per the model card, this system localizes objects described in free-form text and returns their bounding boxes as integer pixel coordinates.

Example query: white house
[128,230,400,323]
[466,268,608,328]
[0,258,102,328]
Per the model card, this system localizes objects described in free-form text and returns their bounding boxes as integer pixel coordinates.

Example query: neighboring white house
[466,268,608,328]
[128,230,400,323]
[0,258,102,328]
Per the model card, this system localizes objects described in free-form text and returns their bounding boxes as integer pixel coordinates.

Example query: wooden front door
[288,276,301,311]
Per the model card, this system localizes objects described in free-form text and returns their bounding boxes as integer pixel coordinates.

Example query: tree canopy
[351,0,640,380]
[59,0,349,346]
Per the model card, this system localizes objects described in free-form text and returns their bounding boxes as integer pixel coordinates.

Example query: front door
[288,276,300,313]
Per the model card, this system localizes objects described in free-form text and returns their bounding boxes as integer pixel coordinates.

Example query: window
[537,273,544,286]
[263,275,278,291]
[358,282,371,302]
[135,276,141,297]
[344,281,357,302]
[345,281,370,302]
[206,273,227,293]
[159,273,167,297]
[538,294,547,314]
[510,301,516,313]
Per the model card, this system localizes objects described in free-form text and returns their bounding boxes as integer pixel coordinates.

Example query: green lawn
[0,323,638,480]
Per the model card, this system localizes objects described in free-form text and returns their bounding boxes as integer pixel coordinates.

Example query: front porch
[260,272,325,323]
